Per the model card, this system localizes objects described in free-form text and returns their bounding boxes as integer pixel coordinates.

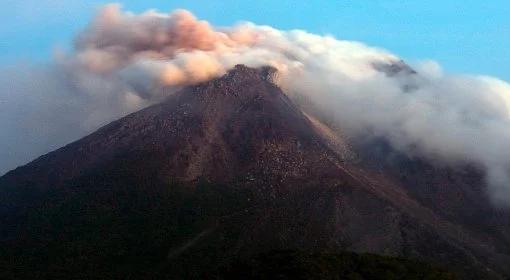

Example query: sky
[0,0,509,81]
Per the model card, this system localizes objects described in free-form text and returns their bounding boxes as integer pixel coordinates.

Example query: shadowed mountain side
[223,250,457,280]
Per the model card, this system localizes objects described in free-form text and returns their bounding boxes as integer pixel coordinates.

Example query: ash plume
[2,4,510,205]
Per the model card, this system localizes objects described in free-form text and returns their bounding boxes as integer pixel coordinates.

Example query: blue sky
[1,0,509,81]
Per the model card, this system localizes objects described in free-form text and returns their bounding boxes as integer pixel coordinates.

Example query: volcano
[1,65,510,279]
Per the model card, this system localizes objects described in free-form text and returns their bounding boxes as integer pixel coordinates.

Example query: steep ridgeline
[1,65,509,279]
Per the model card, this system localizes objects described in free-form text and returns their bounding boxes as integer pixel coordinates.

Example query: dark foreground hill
[224,250,457,280]
[1,65,509,279]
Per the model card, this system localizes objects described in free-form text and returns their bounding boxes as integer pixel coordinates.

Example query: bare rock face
[1,65,509,279]
[372,60,417,76]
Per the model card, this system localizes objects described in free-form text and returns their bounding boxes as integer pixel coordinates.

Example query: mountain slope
[1,65,509,279]
[224,250,457,280]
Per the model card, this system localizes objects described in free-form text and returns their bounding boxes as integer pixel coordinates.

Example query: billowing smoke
[1,4,510,205]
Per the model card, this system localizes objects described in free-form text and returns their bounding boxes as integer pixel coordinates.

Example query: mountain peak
[226,64,279,83]
[188,64,280,99]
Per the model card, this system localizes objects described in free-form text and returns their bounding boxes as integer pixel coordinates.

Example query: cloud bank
[2,4,510,205]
